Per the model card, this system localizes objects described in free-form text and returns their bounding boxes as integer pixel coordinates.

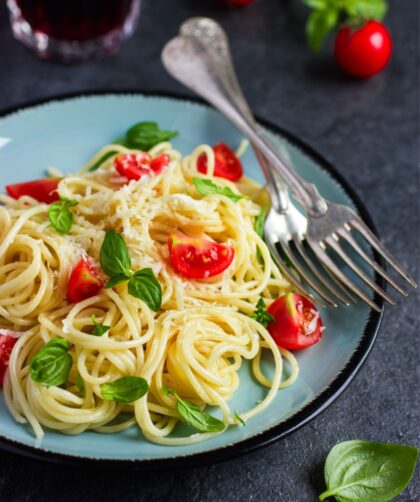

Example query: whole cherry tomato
[334,20,392,78]
[219,0,254,6]
[267,293,323,350]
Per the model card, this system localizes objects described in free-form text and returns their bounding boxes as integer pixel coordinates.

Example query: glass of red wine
[7,0,141,61]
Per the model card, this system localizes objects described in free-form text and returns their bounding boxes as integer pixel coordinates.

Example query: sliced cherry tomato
[334,21,392,78]
[114,152,170,181]
[67,258,103,303]
[218,0,254,6]
[0,331,19,386]
[267,293,323,350]
[168,232,234,279]
[6,178,59,204]
[197,143,243,182]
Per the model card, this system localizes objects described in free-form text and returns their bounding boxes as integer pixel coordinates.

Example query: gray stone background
[0,0,418,500]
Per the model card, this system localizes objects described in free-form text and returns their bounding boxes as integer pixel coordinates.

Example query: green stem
[318,488,335,501]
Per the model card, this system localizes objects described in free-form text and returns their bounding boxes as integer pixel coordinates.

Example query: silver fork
[179,17,357,309]
[162,22,417,312]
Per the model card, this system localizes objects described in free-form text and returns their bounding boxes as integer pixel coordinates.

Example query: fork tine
[277,240,338,307]
[292,236,353,305]
[337,228,408,297]
[326,236,396,305]
[265,235,326,308]
[308,241,382,312]
[351,219,417,288]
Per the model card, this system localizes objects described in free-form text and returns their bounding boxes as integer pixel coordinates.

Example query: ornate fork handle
[162,34,328,218]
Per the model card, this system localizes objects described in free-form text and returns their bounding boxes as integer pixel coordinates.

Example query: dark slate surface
[0,1,418,500]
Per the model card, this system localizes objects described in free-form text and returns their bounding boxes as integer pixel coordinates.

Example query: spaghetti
[0,138,298,445]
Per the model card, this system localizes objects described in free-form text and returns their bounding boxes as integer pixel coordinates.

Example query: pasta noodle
[0,139,298,445]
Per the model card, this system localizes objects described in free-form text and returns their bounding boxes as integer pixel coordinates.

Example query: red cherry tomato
[168,232,234,279]
[334,20,392,78]
[67,258,103,303]
[6,178,60,204]
[218,0,254,6]
[0,331,19,386]
[267,293,323,350]
[197,143,243,182]
[114,153,170,181]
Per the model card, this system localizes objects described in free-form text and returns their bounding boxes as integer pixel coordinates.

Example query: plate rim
[0,90,385,469]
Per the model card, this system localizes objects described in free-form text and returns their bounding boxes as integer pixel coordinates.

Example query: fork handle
[180,17,290,214]
[162,35,328,218]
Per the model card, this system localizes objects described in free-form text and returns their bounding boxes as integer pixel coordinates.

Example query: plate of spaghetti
[0,92,383,467]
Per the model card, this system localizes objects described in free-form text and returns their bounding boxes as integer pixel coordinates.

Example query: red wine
[15,0,136,41]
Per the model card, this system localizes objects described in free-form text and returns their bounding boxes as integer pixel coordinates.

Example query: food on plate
[0,120,323,445]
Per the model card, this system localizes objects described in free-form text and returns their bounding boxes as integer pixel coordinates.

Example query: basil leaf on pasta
[126,122,178,151]
[100,230,132,278]
[48,198,78,234]
[30,338,72,387]
[75,373,85,397]
[105,272,131,289]
[175,394,225,433]
[128,268,162,312]
[101,376,149,403]
[91,315,110,337]
[319,440,419,501]
[192,177,246,202]
[252,298,275,328]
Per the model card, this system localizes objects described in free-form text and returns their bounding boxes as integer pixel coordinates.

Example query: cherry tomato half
[197,143,243,182]
[334,20,392,78]
[168,232,234,279]
[267,293,323,350]
[6,178,60,204]
[0,331,19,386]
[114,153,170,181]
[218,0,254,6]
[67,258,103,303]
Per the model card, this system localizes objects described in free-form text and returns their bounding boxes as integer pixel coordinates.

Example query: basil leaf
[252,298,275,328]
[127,268,162,312]
[100,230,131,278]
[192,177,246,202]
[91,314,110,337]
[48,198,78,234]
[101,376,149,403]
[343,0,387,21]
[59,196,78,207]
[175,394,225,433]
[255,207,267,262]
[306,7,338,53]
[105,272,131,289]
[29,338,72,387]
[319,440,419,502]
[125,122,178,151]
[234,411,245,426]
[75,373,85,397]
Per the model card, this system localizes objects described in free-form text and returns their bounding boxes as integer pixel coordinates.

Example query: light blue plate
[0,93,383,468]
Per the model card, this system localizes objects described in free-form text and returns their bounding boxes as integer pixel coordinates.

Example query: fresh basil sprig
[91,314,110,337]
[165,388,225,433]
[88,122,178,172]
[252,298,275,328]
[29,338,72,387]
[48,196,78,234]
[75,373,85,397]
[101,376,149,403]
[127,269,162,313]
[255,207,267,262]
[303,0,388,52]
[192,177,246,203]
[125,122,178,151]
[99,230,162,311]
[319,440,419,501]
